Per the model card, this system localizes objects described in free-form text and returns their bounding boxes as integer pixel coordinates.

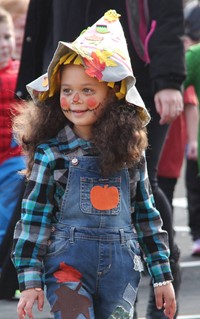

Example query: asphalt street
[1,165,200,319]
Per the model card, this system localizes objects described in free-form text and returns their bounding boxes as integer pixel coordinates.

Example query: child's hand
[154,282,176,319]
[17,288,44,319]
[187,140,198,160]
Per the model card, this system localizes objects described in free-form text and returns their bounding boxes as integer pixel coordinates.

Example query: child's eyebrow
[61,83,98,87]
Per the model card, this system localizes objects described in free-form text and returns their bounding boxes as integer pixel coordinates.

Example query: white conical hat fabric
[27,10,150,126]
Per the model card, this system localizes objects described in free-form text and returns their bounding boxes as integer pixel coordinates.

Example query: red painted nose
[72,92,81,104]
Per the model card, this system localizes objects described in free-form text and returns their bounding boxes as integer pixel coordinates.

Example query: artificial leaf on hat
[95,49,117,67]
[104,9,121,22]
[83,51,106,80]
[72,43,92,59]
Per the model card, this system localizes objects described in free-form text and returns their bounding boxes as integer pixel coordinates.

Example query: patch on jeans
[133,255,144,272]
[123,283,137,305]
[53,262,82,282]
[90,185,119,210]
[51,283,92,319]
[51,263,92,318]
[108,306,130,319]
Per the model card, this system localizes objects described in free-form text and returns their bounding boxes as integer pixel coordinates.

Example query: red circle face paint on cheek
[60,97,70,110]
[87,97,98,110]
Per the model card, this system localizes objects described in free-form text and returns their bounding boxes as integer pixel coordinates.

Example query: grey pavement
[136,165,200,319]
[1,165,200,319]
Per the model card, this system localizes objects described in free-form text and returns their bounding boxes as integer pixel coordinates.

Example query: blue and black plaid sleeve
[131,153,173,283]
[12,145,56,291]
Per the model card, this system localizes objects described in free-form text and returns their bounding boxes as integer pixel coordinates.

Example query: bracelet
[153,280,171,288]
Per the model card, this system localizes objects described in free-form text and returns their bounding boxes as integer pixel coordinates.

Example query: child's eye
[4,34,12,40]
[83,88,94,95]
[63,88,72,95]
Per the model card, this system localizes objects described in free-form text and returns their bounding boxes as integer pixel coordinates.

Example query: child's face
[60,64,110,139]
[0,21,15,68]
[12,15,26,60]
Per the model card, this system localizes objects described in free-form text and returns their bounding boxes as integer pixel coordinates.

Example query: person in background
[183,0,200,256]
[0,0,29,60]
[0,0,29,301]
[14,1,186,318]
[158,0,200,257]
[0,6,26,299]
[12,10,176,319]
[158,85,198,210]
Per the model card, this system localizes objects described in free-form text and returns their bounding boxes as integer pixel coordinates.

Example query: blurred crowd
[0,1,200,319]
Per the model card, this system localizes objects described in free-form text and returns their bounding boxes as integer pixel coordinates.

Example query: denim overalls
[44,156,143,319]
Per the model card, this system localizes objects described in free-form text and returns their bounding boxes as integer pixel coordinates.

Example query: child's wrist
[153,280,172,288]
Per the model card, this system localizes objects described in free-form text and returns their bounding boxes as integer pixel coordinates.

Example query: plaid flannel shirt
[12,125,172,291]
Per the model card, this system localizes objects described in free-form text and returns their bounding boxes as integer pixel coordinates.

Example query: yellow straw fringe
[39,53,126,101]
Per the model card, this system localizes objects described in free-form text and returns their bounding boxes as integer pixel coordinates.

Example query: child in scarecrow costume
[12,10,176,319]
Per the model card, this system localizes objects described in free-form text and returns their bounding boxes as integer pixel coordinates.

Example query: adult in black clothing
[15,1,186,318]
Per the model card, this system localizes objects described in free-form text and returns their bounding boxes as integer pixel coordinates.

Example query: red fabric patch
[53,262,82,283]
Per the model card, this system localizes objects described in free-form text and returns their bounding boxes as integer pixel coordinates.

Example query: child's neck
[73,126,92,141]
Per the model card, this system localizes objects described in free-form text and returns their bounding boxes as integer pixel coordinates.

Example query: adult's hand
[154,89,183,125]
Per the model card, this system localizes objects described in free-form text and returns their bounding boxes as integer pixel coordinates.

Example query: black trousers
[185,159,200,241]
[142,95,174,251]
[158,159,200,242]
[0,180,25,299]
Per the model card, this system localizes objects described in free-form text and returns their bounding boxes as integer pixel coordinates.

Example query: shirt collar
[57,124,94,154]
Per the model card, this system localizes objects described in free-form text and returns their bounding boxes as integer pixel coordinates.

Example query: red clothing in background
[0,59,22,165]
[158,86,198,178]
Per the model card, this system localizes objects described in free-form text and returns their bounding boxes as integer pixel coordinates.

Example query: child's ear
[113,83,120,93]
[107,86,118,102]
[109,83,120,96]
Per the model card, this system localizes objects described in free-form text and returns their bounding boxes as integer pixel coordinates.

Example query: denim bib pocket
[80,176,121,215]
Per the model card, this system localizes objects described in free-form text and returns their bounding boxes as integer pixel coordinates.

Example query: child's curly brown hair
[92,99,148,176]
[13,95,67,176]
[13,95,148,177]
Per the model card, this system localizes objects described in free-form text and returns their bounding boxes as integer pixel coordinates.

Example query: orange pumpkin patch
[90,185,119,210]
